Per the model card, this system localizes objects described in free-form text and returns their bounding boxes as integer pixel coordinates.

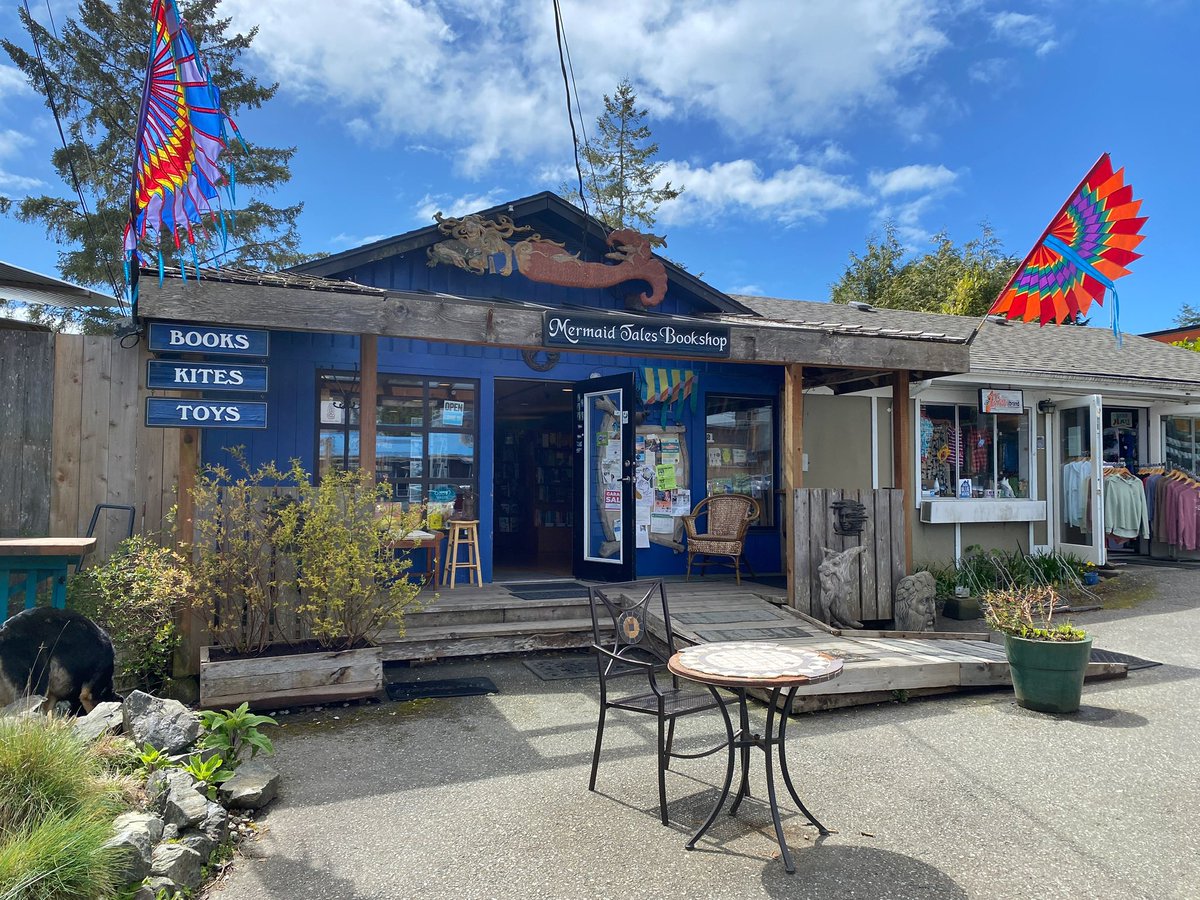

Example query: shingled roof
[732,295,1200,390]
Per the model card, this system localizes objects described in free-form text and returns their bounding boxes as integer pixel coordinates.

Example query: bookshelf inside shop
[494,425,574,563]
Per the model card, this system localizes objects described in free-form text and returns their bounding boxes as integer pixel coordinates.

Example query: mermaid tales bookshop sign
[543,311,730,358]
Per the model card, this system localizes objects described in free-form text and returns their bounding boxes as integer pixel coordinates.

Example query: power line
[551,0,594,254]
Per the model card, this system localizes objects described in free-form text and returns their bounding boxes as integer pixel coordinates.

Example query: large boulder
[73,701,124,742]
[179,830,216,862]
[157,770,209,829]
[122,691,201,754]
[219,760,280,810]
[103,812,163,886]
[198,800,229,844]
[151,843,204,893]
[1,695,46,717]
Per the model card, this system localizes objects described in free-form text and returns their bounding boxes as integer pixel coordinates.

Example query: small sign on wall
[146,360,268,392]
[146,398,267,429]
[442,400,465,426]
[979,388,1024,414]
[148,322,269,357]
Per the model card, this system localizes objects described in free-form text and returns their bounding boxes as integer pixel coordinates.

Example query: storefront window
[317,373,478,512]
[920,402,1030,499]
[1165,415,1200,472]
[704,396,775,526]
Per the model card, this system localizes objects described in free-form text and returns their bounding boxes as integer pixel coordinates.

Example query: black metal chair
[587,579,734,826]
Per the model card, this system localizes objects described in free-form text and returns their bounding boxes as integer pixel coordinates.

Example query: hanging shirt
[968,427,992,473]
[1103,473,1149,539]
[1062,460,1092,528]
[1173,481,1200,551]
[1144,473,1161,533]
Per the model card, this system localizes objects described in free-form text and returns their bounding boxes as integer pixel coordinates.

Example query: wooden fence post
[782,364,804,608]
[892,372,913,575]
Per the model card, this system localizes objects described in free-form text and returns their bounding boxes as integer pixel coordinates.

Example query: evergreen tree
[1,0,306,330]
[830,223,1019,319]
[1174,303,1200,328]
[563,78,682,231]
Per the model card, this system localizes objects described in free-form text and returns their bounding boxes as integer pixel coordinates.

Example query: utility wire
[558,2,609,242]
[24,0,128,315]
[552,0,593,255]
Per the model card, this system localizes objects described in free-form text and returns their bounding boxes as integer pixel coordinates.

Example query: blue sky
[0,0,1196,331]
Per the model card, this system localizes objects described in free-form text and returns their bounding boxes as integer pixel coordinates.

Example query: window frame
[703,392,779,529]
[915,397,1034,503]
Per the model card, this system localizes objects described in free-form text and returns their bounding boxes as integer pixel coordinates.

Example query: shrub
[199,703,277,770]
[0,717,127,900]
[68,535,190,693]
[982,585,1087,642]
[276,461,424,650]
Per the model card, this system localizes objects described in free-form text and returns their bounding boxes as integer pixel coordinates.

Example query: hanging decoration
[641,367,696,426]
[123,0,245,302]
[427,212,669,308]
[988,153,1146,343]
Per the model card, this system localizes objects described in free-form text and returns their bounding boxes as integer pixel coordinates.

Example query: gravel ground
[209,563,1200,900]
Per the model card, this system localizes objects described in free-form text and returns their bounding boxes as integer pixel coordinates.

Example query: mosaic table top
[670,641,843,687]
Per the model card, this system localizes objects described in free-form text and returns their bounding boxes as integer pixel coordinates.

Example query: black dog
[0,607,121,715]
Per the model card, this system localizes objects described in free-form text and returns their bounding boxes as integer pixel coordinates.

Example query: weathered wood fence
[792,488,906,623]
[0,329,180,559]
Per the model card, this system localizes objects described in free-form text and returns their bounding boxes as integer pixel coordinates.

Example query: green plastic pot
[1003,633,1092,714]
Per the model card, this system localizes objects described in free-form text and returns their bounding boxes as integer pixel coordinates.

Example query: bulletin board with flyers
[633,425,689,551]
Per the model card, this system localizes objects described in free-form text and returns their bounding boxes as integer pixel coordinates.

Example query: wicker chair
[682,493,760,585]
[587,580,735,826]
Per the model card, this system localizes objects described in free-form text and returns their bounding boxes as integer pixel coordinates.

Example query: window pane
[920,404,957,497]
[705,396,775,526]
[922,403,1028,499]
[994,414,1029,498]
[429,382,476,429]
[317,374,361,480]
[1165,416,1198,472]
[378,431,423,480]
[378,376,425,426]
[430,432,476,481]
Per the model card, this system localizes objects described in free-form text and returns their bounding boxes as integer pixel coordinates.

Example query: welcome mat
[523,657,596,681]
[505,580,592,601]
[385,677,499,702]
[1089,649,1162,671]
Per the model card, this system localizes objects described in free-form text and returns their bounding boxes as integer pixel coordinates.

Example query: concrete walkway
[209,564,1200,900]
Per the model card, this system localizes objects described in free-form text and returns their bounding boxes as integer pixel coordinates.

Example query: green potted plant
[982,585,1092,713]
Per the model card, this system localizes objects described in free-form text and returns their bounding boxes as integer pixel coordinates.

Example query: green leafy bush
[68,535,190,693]
[199,703,277,769]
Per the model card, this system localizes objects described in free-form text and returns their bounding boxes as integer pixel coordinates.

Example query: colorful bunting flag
[989,153,1146,342]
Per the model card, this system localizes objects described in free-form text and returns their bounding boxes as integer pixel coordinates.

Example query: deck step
[381,616,602,662]
[404,596,591,628]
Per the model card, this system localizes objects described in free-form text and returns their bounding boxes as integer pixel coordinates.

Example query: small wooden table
[388,531,444,588]
[0,537,97,614]
[667,640,843,874]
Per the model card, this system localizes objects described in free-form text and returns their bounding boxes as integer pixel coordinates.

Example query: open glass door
[573,374,635,581]
[1054,394,1105,564]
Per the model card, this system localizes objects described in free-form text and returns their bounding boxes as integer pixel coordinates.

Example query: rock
[151,843,203,892]
[198,801,229,844]
[179,830,216,862]
[161,823,180,841]
[161,771,209,828]
[1,695,46,717]
[145,876,180,896]
[219,760,280,810]
[129,886,158,900]
[112,811,165,844]
[123,690,202,754]
[72,701,124,742]
[103,813,159,885]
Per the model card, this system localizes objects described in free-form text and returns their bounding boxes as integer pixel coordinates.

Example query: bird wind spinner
[989,153,1146,343]
[123,0,244,303]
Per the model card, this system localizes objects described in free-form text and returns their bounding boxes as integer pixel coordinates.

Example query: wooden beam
[141,280,971,376]
[891,372,913,574]
[173,428,203,678]
[782,364,804,608]
[359,334,378,481]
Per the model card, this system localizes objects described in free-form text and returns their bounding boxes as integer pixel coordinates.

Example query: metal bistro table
[667,640,843,874]
[0,537,98,614]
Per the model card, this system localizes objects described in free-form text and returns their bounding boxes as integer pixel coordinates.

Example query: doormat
[692,625,813,642]
[523,657,596,681]
[506,580,592,601]
[385,677,499,702]
[1089,649,1162,671]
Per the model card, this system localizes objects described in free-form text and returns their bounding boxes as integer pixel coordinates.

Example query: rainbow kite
[989,153,1146,342]
[123,0,243,297]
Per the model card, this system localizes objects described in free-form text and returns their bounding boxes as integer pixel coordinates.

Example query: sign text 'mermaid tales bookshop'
[543,311,731,358]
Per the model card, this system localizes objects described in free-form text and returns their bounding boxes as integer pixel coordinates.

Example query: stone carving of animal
[893,571,937,632]
[0,607,120,715]
[815,545,866,629]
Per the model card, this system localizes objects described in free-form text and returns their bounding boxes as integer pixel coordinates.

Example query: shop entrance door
[572,373,635,582]
[1054,394,1106,565]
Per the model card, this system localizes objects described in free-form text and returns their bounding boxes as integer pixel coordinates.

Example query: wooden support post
[173,428,204,677]
[782,364,804,607]
[359,334,378,480]
[891,372,913,575]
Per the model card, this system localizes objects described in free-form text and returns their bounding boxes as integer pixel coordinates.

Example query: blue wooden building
[139,193,970,588]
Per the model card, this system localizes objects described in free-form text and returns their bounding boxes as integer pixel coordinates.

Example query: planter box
[1004,634,1092,714]
[941,595,982,620]
[200,643,383,710]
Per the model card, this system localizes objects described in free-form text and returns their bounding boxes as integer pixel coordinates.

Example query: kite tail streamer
[1044,235,1122,347]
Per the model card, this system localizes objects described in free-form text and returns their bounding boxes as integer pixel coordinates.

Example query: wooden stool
[443,520,482,588]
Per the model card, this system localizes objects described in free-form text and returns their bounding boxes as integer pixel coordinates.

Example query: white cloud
[727,282,765,296]
[869,164,957,197]
[223,0,952,174]
[0,65,31,102]
[413,189,509,224]
[329,232,389,247]
[969,57,1014,86]
[0,128,43,192]
[655,159,866,225]
[990,11,1059,57]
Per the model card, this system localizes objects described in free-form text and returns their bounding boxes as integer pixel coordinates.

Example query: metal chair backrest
[587,580,676,676]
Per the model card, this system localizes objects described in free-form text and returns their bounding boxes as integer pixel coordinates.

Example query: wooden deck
[381,576,1128,710]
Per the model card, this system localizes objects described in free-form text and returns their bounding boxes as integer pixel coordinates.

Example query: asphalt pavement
[209,563,1200,900]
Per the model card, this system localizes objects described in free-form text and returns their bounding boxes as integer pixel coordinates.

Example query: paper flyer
[707,447,722,466]
[656,464,677,490]
[651,514,674,534]
[636,524,651,548]
[671,489,691,515]
[636,505,652,525]
[732,448,747,465]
